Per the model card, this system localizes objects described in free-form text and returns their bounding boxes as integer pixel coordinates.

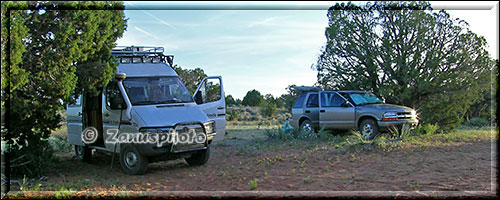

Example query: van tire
[119,144,149,175]
[359,119,379,140]
[75,145,92,162]
[185,147,210,166]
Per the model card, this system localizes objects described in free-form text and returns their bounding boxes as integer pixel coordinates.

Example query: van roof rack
[112,46,174,66]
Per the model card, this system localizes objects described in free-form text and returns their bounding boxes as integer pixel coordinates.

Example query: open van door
[67,95,83,146]
[193,76,226,141]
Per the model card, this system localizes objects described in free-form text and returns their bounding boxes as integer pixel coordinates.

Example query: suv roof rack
[112,46,174,67]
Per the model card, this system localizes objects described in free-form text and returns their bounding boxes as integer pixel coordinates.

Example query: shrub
[413,123,439,135]
[388,124,412,139]
[462,117,490,128]
[260,101,277,117]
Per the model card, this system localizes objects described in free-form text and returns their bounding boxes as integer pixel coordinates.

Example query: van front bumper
[134,136,214,157]
[378,119,419,131]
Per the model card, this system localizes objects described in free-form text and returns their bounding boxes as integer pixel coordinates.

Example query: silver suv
[290,89,418,139]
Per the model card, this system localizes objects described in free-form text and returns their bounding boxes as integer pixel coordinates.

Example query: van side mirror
[194,90,203,104]
[110,96,126,110]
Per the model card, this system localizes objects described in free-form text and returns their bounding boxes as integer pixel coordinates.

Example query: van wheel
[119,144,148,175]
[185,147,210,166]
[300,119,314,133]
[75,145,92,162]
[359,119,379,140]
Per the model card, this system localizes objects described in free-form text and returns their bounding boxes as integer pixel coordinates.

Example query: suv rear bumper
[378,119,419,130]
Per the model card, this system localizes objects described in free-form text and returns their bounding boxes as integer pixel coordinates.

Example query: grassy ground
[5,123,497,198]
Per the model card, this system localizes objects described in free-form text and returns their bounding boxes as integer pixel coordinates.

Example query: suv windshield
[348,92,383,106]
[123,76,193,105]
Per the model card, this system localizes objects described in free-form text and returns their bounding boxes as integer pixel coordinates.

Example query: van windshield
[123,76,194,105]
[348,92,383,106]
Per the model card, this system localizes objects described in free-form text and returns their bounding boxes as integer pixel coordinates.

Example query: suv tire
[119,144,149,175]
[300,119,314,133]
[359,119,379,140]
[185,147,210,166]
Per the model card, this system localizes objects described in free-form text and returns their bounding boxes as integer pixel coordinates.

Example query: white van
[66,46,225,175]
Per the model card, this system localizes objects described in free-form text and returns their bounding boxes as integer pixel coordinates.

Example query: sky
[116,1,499,99]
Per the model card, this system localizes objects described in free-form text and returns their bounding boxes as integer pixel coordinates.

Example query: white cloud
[247,17,278,28]
[140,10,178,30]
[133,26,160,40]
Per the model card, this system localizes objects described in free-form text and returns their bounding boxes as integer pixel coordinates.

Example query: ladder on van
[112,46,174,67]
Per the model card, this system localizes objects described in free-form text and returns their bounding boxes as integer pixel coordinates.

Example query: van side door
[319,91,356,129]
[193,76,226,141]
[102,81,128,150]
[67,95,83,146]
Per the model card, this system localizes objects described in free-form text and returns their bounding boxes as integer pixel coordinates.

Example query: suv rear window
[292,94,306,108]
[306,94,319,108]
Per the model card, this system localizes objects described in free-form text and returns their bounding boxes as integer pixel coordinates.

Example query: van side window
[106,81,127,110]
[292,94,306,108]
[321,92,345,107]
[306,94,319,108]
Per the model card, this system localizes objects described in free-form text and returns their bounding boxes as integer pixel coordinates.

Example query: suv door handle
[305,110,310,113]
[78,112,82,116]
[104,113,110,117]
[320,110,325,113]
[217,107,224,110]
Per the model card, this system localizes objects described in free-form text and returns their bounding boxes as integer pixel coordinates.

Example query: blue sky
[117,1,498,99]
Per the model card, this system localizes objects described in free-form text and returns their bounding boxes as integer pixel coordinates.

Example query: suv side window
[292,94,306,108]
[106,81,127,110]
[306,94,319,108]
[321,92,345,107]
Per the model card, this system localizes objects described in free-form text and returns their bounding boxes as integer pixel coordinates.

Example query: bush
[462,117,490,128]
[388,124,413,139]
[227,110,239,121]
[412,123,439,135]
[260,101,277,117]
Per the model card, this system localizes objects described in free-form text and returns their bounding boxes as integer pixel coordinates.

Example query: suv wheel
[119,144,149,175]
[300,119,313,132]
[359,119,379,140]
[185,147,210,166]
[75,145,92,162]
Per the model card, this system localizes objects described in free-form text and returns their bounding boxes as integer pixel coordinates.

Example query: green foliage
[462,117,490,128]
[172,65,207,94]
[226,109,239,121]
[465,61,497,122]
[388,124,413,140]
[315,1,494,132]
[1,1,29,97]
[242,89,264,106]
[265,128,318,141]
[225,94,239,106]
[260,101,277,117]
[279,85,303,111]
[413,123,439,135]
[249,178,258,190]
[2,2,127,177]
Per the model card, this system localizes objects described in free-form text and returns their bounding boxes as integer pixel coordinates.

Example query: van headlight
[203,121,216,134]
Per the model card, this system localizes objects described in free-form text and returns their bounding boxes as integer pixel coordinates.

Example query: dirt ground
[6,128,497,198]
